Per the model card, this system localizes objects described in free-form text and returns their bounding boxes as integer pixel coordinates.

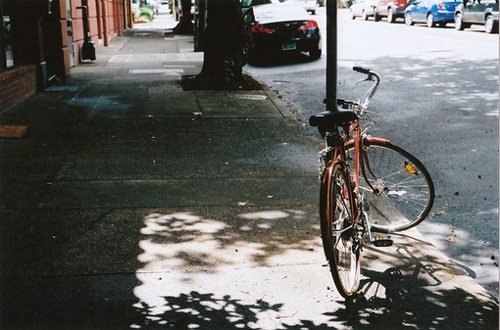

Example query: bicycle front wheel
[320,160,361,298]
[347,139,435,233]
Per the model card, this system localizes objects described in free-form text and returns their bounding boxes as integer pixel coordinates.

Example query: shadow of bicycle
[323,239,499,329]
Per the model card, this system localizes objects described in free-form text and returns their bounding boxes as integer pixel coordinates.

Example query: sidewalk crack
[88,208,114,231]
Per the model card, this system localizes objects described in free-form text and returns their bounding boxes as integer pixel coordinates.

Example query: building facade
[0,0,132,112]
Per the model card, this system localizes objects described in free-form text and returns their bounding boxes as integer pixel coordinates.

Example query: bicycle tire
[320,160,361,298]
[346,139,435,233]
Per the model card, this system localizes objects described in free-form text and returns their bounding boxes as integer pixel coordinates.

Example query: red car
[374,0,410,22]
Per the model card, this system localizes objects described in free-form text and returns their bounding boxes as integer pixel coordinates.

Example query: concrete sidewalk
[0,14,498,329]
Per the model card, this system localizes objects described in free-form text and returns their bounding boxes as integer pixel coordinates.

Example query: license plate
[282,43,296,51]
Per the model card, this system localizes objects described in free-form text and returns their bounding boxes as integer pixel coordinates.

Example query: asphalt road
[246,7,499,297]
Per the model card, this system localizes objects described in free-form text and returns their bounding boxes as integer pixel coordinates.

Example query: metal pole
[77,0,96,60]
[326,0,337,112]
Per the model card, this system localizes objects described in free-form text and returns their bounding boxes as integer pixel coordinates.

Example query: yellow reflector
[405,161,418,175]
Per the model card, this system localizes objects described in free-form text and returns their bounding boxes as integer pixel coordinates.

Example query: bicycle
[309,66,435,299]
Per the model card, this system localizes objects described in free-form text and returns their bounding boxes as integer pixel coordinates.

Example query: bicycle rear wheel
[320,160,361,298]
[346,139,435,233]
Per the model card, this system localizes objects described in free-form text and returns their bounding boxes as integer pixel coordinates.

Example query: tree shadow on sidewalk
[132,290,283,329]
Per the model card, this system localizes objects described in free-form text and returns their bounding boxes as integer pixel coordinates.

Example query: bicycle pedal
[372,236,393,247]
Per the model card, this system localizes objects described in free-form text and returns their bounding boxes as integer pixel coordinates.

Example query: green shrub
[139,8,154,21]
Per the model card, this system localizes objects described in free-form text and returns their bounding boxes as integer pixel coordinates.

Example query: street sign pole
[326,0,337,112]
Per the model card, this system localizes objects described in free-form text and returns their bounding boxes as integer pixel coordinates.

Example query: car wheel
[427,13,435,27]
[387,8,396,23]
[362,10,369,20]
[374,8,381,21]
[485,15,498,33]
[309,47,322,60]
[454,12,465,30]
[350,9,356,19]
[247,46,262,66]
[405,12,414,26]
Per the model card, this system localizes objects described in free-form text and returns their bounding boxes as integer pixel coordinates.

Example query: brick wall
[0,0,131,112]
[0,65,38,113]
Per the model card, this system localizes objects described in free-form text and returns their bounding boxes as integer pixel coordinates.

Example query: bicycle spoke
[350,140,435,232]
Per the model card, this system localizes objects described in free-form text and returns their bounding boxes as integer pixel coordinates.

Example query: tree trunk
[193,0,249,89]
[173,0,194,35]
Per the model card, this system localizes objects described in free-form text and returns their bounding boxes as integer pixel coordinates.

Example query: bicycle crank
[360,193,393,247]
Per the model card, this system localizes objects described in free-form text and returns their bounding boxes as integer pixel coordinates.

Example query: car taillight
[437,2,445,9]
[298,20,319,31]
[251,24,276,34]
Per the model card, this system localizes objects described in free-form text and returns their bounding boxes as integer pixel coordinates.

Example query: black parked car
[246,3,322,63]
[454,0,499,33]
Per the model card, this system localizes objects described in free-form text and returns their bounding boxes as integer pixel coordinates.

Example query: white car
[350,0,378,20]
[291,0,318,15]
[157,1,171,14]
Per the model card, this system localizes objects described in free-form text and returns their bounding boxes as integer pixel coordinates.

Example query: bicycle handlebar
[353,66,371,74]
[352,66,381,111]
[321,67,381,116]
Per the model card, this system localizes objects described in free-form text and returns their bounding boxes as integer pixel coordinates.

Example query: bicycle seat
[309,109,358,128]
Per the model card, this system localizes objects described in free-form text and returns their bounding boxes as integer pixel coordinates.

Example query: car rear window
[254,5,309,22]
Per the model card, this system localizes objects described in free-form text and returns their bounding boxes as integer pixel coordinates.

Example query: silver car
[350,0,378,20]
